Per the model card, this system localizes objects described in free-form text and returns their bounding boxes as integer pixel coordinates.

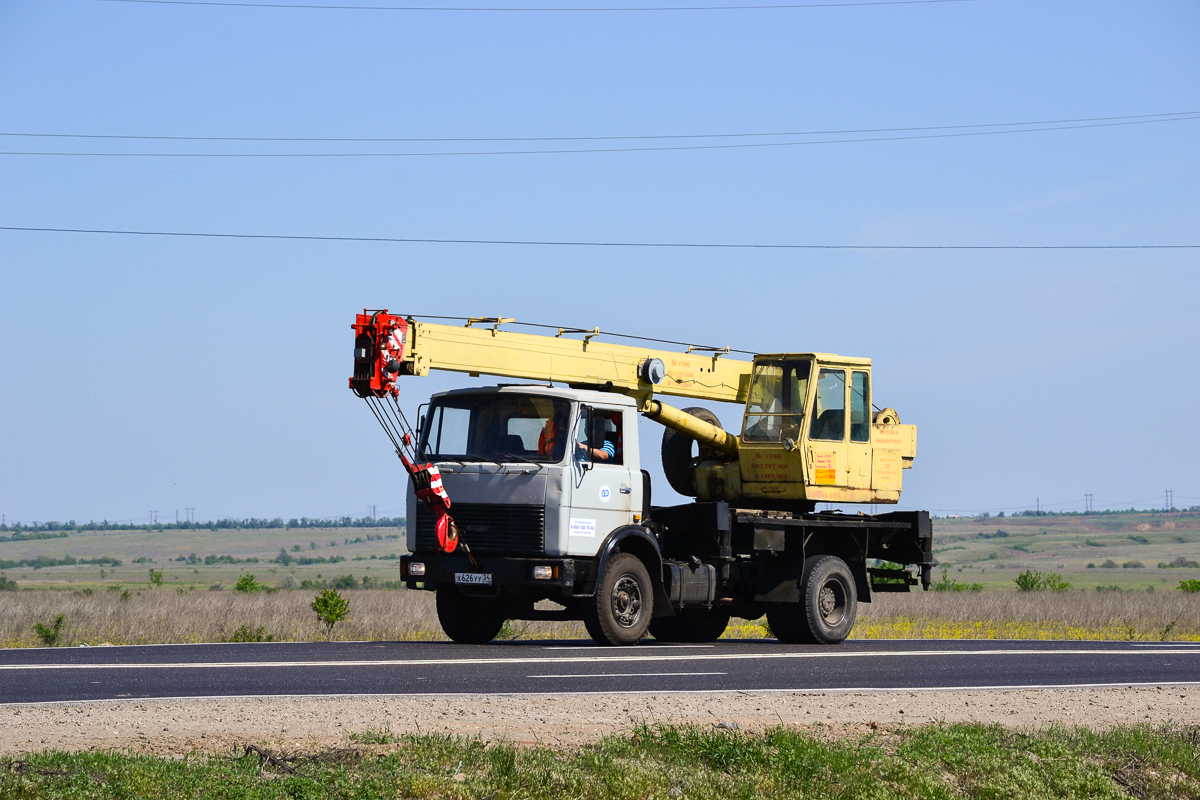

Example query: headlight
[532,565,554,580]
[408,562,426,577]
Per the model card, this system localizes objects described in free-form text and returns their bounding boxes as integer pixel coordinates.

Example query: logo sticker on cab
[599,485,612,503]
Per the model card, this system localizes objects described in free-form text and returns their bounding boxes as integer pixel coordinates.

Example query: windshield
[742,359,811,443]
[419,394,572,463]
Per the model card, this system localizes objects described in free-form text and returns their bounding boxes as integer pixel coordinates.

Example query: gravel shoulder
[2,686,1197,755]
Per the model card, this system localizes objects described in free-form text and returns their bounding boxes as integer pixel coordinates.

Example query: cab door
[846,370,873,490]
[806,367,848,490]
[565,404,634,556]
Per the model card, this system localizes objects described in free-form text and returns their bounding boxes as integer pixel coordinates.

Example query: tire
[585,553,654,646]
[765,556,857,645]
[436,586,506,644]
[660,407,722,497]
[649,608,730,643]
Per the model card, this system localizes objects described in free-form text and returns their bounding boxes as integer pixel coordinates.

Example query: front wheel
[436,586,505,644]
[584,553,653,646]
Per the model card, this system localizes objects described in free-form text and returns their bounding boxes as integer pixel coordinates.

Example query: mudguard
[591,525,673,617]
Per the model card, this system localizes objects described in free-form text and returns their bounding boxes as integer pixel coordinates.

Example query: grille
[415,503,545,556]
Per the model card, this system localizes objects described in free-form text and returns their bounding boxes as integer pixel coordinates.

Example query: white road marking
[0,647,1197,671]
[4,681,1200,708]
[527,671,726,678]
[542,644,715,650]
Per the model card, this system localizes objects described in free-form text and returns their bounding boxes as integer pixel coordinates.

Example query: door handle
[619,487,633,494]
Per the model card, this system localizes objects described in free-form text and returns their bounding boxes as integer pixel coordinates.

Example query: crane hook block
[350,310,409,398]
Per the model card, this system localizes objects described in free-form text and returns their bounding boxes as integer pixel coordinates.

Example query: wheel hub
[612,576,643,627]
[818,582,844,623]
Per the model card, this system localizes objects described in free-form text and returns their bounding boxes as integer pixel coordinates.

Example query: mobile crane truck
[350,312,931,647]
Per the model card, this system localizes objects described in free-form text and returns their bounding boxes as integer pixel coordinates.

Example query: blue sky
[1,0,1197,523]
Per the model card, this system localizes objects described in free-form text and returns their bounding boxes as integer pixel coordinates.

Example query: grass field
[1,511,1198,646]
[3,584,1199,648]
[928,511,1200,592]
[2,723,1198,799]
[0,525,406,591]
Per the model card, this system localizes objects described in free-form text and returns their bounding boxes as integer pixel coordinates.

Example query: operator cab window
[850,371,870,443]
[809,369,846,441]
[742,359,810,443]
[576,406,622,464]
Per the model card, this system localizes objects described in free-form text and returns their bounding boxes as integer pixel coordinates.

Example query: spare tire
[660,406,722,497]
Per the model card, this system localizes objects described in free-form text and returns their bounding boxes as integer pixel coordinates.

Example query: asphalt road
[2,639,1198,705]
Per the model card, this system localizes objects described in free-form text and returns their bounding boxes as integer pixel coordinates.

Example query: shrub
[234,573,263,593]
[33,614,66,646]
[1014,570,1070,592]
[1014,570,1043,591]
[1129,535,1149,544]
[1122,560,1144,569]
[0,573,16,591]
[224,624,274,643]
[148,569,164,587]
[1179,579,1200,593]
[932,568,983,593]
[1100,559,1118,569]
[311,588,350,637]
[332,574,359,590]
[1162,556,1200,569]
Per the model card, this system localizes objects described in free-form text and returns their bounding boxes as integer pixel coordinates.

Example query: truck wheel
[660,406,722,497]
[435,586,505,644]
[584,553,653,646]
[649,608,730,643]
[765,556,857,644]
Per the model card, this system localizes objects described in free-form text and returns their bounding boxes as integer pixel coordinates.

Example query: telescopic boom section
[351,311,753,405]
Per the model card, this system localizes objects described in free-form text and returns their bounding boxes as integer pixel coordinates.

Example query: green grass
[2,723,1198,798]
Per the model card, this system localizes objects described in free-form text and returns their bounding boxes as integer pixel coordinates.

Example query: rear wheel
[765,555,857,644]
[649,608,730,642]
[436,586,505,644]
[585,553,653,646]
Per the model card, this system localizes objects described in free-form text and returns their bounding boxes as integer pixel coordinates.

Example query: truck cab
[408,385,645,561]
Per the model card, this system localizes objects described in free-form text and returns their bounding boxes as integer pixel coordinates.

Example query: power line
[2,225,1196,250]
[3,110,1193,144]
[94,0,977,12]
[3,115,1197,157]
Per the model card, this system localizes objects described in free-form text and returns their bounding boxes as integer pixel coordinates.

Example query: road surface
[2,638,1198,704]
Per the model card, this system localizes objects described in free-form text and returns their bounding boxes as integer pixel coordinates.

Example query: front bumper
[400,554,592,594]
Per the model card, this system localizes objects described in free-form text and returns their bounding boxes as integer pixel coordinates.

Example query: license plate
[455,572,493,586]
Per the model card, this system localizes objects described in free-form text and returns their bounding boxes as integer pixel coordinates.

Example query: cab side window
[809,369,846,441]
[850,371,870,443]
[575,407,623,465]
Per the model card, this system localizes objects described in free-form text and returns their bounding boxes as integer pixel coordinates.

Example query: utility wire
[94,0,977,12]
[1,225,1196,249]
[4,111,1194,144]
[3,116,1197,157]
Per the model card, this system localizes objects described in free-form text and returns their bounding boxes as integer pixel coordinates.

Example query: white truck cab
[408,386,645,560]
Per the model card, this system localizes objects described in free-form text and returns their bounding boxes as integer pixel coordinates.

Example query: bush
[234,573,263,593]
[1100,559,1118,569]
[223,624,274,643]
[1161,556,1200,569]
[0,573,16,591]
[33,614,66,647]
[311,588,350,637]
[1179,579,1200,593]
[931,568,983,592]
[1014,570,1042,591]
[1122,560,1144,569]
[148,569,164,587]
[1014,570,1071,592]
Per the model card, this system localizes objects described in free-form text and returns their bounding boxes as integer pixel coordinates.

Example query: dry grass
[0,589,581,647]
[2,588,1198,647]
